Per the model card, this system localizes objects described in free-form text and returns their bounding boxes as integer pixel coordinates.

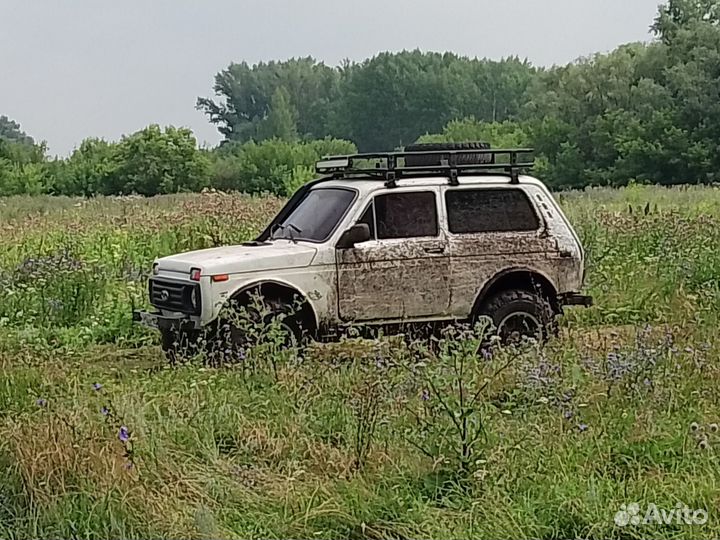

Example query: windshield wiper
[286,223,302,243]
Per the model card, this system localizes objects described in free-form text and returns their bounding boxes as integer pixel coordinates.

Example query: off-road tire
[404,142,493,168]
[478,288,556,343]
[161,327,200,364]
[207,296,309,364]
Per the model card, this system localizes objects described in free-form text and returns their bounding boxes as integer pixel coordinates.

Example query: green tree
[653,0,720,42]
[256,87,299,142]
[112,125,210,196]
[418,118,530,148]
[53,139,120,196]
[0,116,34,146]
[210,138,356,195]
[197,57,339,143]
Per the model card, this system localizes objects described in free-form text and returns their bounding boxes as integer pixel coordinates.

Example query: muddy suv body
[134,145,592,351]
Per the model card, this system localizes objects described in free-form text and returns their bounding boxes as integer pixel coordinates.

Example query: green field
[2,184,720,539]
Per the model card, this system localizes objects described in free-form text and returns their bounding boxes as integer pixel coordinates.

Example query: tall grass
[2,185,720,539]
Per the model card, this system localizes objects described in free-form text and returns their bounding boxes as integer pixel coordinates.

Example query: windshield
[270,188,356,243]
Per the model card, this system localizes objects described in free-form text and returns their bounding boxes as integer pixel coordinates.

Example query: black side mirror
[337,223,371,249]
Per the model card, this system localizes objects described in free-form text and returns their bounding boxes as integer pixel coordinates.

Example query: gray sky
[1,0,660,156]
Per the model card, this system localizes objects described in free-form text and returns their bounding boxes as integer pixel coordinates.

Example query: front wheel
[208,296,309,364]
[478,289,556,344]
[160,327,200,363]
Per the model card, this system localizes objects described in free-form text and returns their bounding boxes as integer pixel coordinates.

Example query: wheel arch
[227,278,320,335]
[470,267,559,319]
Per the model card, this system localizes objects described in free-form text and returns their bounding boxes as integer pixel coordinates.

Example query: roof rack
[315,148,534,187]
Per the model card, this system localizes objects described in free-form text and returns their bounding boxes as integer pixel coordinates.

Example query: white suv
[134,144,592,357]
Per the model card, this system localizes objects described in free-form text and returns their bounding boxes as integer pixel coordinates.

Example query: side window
[445,189,539,234]
[375,191,438,239]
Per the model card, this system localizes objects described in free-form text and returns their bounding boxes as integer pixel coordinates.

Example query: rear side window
[445,189,539,234]
[364,191,438,239]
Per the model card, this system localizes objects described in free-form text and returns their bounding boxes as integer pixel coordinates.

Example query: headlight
[152,263,160,275]
[190,287,198,309]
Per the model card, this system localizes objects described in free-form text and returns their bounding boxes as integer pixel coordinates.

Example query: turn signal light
[211,274,229,282]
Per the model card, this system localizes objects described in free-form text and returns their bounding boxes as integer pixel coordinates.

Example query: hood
[156,240,318,276]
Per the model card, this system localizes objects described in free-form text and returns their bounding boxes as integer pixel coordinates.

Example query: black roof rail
[315,148,535,187]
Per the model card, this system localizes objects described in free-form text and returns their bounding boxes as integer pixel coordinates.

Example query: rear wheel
[478,289,556,344]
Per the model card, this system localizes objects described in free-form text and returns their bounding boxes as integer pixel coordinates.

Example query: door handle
[424,247,445,254]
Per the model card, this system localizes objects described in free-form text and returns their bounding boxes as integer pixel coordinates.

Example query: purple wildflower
[480,347,493,360]
[118,426,130,443]
[421,389,430,402]
[101,406,110,416]
[92,383,103,392]
[578,423,589,432]
[36,398,47,407]
[563,410,574,420]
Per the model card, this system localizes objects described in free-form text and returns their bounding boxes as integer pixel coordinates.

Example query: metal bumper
[132,310,200,331]
[560,293,594,307]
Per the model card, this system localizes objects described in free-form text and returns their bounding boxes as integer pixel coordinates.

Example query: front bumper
[560,293,594,308]
[132,310,200,331]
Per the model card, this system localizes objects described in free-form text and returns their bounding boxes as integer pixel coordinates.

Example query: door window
[359,191,438,240]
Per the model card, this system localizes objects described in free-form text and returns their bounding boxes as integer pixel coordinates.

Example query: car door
[336,188,451,322]
[443,186,557,317]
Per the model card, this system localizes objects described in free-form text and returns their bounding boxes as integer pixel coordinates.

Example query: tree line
[1,0,718,197]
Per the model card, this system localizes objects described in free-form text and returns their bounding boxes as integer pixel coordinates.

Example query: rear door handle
[424,247,445,254]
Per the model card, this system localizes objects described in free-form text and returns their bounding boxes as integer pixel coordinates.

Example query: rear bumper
[560,293,593,307]
[132,310,200,331]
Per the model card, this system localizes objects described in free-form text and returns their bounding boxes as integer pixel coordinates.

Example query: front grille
[149,279,200,315]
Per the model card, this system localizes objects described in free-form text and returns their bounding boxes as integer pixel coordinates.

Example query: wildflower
[421,389,430,402]
[578,423,589,432]
[563,410,574,420]
[480,347,492,360]
[101,406,110,416]
[92,383,103,391]
[118,426,130,443]
[35,398,47,407]
[690,422,700,432]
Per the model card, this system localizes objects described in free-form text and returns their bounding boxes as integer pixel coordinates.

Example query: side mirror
[337,223,371,249]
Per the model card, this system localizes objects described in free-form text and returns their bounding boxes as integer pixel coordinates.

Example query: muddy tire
[208,296,309,364]
[404,142,493,167]
[160,327,200,364]
[478,289,556,343]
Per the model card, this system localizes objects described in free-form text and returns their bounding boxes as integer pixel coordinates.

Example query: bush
[112,125,210,196]
[417,118,531,148]
[53,139,120,197]
[0,161,49,196]
[210,137,356,196]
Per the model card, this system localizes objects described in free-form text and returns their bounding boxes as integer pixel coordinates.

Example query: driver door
[336,188,450,322]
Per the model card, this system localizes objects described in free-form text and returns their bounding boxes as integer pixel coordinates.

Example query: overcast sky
[1,0,660,155]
